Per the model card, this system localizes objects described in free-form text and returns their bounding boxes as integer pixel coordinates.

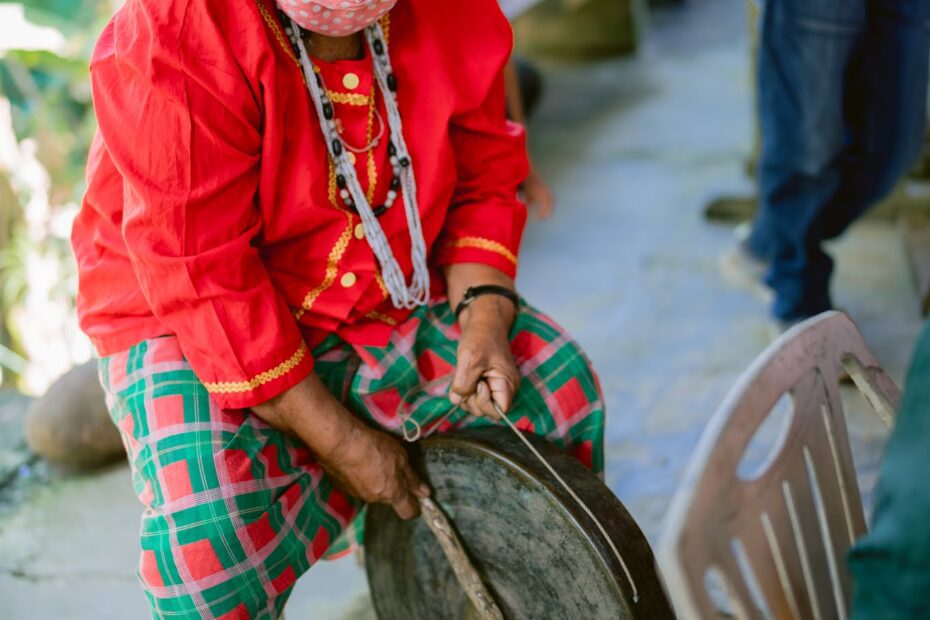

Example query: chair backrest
[658,311,901,620]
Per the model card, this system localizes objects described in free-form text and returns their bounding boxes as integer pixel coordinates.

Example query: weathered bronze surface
[365,427,674,619]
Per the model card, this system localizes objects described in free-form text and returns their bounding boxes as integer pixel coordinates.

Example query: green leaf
[0,0,104,35]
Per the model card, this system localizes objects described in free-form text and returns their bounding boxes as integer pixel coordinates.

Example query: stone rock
[24,361,124,470]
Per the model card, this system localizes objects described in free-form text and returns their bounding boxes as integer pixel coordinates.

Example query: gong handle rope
[494,402,640,604]
[418,497,505,620]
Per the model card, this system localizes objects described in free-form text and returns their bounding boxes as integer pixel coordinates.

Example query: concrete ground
[0,0,924,617]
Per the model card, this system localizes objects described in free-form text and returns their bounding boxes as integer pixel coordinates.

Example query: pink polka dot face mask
[277,0,397,36]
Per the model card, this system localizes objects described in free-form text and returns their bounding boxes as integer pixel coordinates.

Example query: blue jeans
[748,0,930,321]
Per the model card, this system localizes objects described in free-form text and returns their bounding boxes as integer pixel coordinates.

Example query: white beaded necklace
[290,18,430,310]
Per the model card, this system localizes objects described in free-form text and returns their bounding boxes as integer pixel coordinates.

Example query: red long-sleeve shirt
[72,0,529,409]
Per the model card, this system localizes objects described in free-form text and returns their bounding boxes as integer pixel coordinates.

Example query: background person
[723,0,930,330]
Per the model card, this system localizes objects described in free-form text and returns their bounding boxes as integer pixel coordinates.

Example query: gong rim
[364,426,674,619]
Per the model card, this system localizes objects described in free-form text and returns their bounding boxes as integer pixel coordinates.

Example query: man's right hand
[319,424,430,520]
[252,372,429,520]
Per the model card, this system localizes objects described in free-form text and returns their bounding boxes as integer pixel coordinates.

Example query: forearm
[251,372,362,460]
[504,60,526,125]
[253,368,429,519]
[443,262,517,331]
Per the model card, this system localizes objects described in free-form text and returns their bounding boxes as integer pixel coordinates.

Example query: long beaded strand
[291,19,430,310]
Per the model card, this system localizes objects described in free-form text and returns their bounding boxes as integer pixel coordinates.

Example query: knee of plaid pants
[490,302,607,474]
[346,300,607,476]
[99,336,362,620]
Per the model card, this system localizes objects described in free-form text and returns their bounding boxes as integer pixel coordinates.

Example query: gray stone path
[0,0,923,617]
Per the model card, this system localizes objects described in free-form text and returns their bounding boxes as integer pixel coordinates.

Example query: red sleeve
[434,66,530,279]
[90,5,311,409]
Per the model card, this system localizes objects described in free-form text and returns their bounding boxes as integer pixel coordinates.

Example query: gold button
[347,151,357,165]
[340,272,357,288]
[342,73,360,90]
[354,223,365,240]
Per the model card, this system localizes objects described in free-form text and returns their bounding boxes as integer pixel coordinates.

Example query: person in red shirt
[73,0,605,617]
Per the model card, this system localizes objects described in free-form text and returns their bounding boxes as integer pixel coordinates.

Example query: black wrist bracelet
[454,285,520,320]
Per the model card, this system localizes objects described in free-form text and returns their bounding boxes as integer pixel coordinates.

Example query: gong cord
[495,405,640,604]
[403,397,640,618]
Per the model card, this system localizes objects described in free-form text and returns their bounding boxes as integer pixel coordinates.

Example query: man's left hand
[449,296,520,419]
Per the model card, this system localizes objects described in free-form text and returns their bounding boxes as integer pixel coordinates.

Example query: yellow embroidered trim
[327,92,371,106]
[255,0,301,71]
[446,237,518,266]
[204,342,309,394]
[381,14,390,43]
[374,273,389,299]
[365,88,378,203]
[294,83,378,320]
[365,310,398,326]
[295,162,355,320]
[266,10,388,321]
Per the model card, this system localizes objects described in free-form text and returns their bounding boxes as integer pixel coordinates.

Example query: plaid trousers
[100,300,605,619]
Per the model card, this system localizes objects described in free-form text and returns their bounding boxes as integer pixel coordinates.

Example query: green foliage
[0,0,111,377]
[0,0,105,36]
[0,232,30,312]
[1,49,96,200]
[0,1,108,202]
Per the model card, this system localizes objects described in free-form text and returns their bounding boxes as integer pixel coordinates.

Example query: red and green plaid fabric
[100,300,605,619]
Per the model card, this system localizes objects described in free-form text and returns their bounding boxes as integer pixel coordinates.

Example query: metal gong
[365,427,675,619]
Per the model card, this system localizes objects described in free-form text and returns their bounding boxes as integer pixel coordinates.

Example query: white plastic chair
[658,311,901,619]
